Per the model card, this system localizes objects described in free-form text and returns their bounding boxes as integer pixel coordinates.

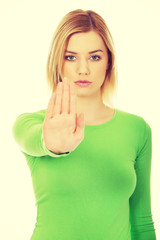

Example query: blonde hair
[46,9,118,107]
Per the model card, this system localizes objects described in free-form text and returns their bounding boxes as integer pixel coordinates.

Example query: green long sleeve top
[12,108,156,240]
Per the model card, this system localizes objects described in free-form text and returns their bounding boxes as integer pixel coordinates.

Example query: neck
[75,89,108,123]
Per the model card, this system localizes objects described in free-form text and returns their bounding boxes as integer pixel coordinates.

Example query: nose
[76,60,90,75]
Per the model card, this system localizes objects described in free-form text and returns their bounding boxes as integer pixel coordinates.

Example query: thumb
[74,113,85,136]
[78,112,85,128]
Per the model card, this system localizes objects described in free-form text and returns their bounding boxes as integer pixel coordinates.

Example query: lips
[74,80,92,83]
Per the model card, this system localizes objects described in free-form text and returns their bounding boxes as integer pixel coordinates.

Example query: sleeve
[12,111,71,158]
[129,121,156,240]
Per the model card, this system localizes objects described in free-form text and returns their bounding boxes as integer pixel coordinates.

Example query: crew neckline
[84,108,118,129]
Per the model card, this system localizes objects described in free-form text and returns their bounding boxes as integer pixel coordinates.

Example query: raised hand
[42,77,85,154]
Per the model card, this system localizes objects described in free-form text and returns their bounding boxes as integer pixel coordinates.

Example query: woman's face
[61,30,109,96]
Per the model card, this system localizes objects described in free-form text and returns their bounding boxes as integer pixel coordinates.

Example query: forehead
[67,31,106,52]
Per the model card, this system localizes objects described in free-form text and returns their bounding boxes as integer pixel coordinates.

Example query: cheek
[92,62,107,76]
[62,61,107,76]
[62,62,73,75]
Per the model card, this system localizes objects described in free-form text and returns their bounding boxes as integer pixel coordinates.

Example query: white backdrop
[0,0,160,239]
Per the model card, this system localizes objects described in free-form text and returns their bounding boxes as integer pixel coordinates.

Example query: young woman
[12,9,156,240]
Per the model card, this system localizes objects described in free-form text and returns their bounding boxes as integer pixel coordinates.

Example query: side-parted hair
[46,9,118,107]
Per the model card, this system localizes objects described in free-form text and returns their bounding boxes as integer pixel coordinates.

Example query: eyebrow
[65,49,103,54]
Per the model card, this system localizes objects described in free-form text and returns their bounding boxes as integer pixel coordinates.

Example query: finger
[62,76,68,83]
[54,82,63,115]
[62,77,69,114]
[45,93,56,119]
[69,81,76,114]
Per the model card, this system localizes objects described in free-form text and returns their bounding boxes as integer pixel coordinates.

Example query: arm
[129,121,156,240]
[12,110,71,157]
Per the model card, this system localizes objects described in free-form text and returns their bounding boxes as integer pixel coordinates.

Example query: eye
[64,55,101,61]
[64,55,76,61]
[91,55,101,61]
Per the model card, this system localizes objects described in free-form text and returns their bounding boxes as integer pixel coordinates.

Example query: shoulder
[16,109,46,119]
[116,109,152,154]
[116,108,151,131]
[13,109,46,128]
[117,109,149,126]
